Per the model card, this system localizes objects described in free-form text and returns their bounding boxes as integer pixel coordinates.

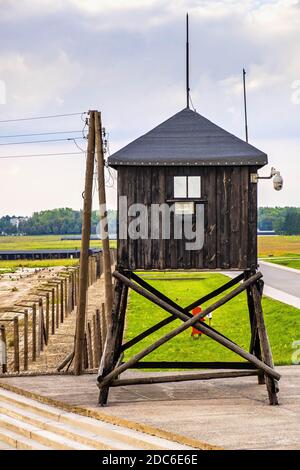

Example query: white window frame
[173,176,201,199]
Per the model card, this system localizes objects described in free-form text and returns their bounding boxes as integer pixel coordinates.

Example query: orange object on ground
[191,306,205,336]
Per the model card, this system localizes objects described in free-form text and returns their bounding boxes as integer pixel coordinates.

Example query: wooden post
[55,284,59,328]
[96,309,103,361]
[93,313,100,366]
[74,267,79,306]
[13,316,20,373]
[98,277,127,405]
[64,277,68,316]
[74,110,96,375]
[23,309,28,371]
[60,280,64,323]
[68,274,73,313]
[45,292,50,344]
[83,332,89,369]
[0,325,7,373]
[95,111,113,323]
[38,298,43,354]
[87,321,94,369]
[71,272,75,310]
[51,288,55,335]
[245,270,264,385]
[101,302,107,348]
[32,303,37,361]
[251,281,279,405]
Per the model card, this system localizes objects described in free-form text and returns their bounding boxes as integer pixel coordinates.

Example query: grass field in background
[1,235,300,270]
[125,272,300,366]
[258,235,300,257]
[258,235,300,270]
[0,235,116,251]
[0,235,116,270]
[0,259,79,270]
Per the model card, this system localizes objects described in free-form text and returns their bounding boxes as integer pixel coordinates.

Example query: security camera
[257,166,283,191]
[273,172,283,191]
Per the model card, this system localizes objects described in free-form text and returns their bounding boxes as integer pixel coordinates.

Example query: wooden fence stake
[0,325,7,373]
[96,309,103,361]
[13,316,20,373]
[38,298,43,355]
[45,293,50,344]
[93,313,100,367]
[64,277,68,316]
[87,321,94,369]
[23,309,28,371]
[51,288,55,335]
[32,303,37,361]
[60,280,64,323]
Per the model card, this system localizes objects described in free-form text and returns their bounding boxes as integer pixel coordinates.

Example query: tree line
[0,208,117,236]
[1,206,300,236]
[258,207,300,235]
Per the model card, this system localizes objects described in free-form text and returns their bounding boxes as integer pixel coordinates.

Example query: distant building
[257,230,276,236]
[9,217,28,229]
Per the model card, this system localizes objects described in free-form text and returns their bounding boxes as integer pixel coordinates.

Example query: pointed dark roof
[108,108,267,167]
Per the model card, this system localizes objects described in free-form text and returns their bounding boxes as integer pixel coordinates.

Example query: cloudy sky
[0,0,299,216]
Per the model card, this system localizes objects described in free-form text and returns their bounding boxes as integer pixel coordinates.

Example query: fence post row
[0,253,115,374]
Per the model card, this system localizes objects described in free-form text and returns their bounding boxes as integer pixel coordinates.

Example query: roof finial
[186,13,190,109]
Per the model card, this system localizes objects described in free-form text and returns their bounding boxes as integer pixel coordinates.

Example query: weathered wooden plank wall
[117,166,258,271]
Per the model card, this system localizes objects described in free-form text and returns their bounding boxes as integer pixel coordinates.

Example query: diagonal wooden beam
[184,272,245,312]
[98,271,280,388]
[125,271,240,351]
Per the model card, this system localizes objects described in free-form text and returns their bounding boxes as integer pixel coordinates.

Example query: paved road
[259,261,300,298]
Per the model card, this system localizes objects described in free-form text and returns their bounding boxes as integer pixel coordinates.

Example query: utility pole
[74,110,96,375]
[95,111,113,325]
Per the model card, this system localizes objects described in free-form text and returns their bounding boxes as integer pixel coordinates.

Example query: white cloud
[0,0,300,212]
[0,51,83,114]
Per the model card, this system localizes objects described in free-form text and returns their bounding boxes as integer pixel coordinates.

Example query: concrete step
[0,426,50,450]
[0,388,193,450]
[0,414,94,450]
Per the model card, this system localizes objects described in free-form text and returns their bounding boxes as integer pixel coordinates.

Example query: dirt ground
[0,265,107,372]
[0,267,63,316]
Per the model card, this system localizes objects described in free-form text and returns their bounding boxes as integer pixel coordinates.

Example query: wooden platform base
[97,269,280,406]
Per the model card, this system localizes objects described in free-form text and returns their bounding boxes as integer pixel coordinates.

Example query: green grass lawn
[125,272,300,366]
[266,259,300,270]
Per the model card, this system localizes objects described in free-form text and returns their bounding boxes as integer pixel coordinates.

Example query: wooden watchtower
[97,106,280,406]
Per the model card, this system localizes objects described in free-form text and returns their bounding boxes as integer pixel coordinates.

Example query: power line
[0,151,84,160]
[0,130,83,139]
[0,112,86,123]
[0,137,86,146]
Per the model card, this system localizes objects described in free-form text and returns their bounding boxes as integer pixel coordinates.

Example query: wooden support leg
[245,271,265,385]
[251,280,279,405]
[97,273,128,406]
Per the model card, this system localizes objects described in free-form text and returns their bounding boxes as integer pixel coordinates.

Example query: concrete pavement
[259,261,300,298]
[1,367,300,450]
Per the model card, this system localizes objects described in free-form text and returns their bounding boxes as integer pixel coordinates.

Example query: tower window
[174,176,201,198]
